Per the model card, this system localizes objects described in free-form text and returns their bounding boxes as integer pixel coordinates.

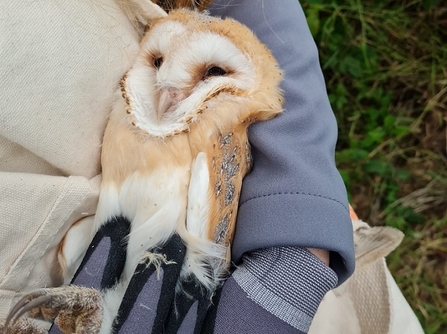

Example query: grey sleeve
[208,0,355,283]
[214,247,338,333]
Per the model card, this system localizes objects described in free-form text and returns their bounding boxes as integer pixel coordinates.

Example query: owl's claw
[5,294,52,328]
[5,286,103,334]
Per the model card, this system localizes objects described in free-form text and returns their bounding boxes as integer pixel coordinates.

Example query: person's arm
[204,1,356,332]
[208,0,354,282]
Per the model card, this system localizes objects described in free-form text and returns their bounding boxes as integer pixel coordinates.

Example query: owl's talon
[5,287,104,334]
[23,295,53,321]
[4,292,51,328]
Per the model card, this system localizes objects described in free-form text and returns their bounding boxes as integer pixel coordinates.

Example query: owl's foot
[5,286,103,334]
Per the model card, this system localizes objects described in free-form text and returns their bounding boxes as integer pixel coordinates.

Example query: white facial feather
[155,31,255,89]
[143,21,188,58]
[126,20,256,137]
[193,32,255,84]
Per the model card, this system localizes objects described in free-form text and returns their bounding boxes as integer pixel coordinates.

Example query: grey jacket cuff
[233,247,338,333]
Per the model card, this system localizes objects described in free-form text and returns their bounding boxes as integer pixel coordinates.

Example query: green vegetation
[302,0,447,332]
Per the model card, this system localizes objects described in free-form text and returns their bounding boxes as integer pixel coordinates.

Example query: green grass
[302,0,447,332]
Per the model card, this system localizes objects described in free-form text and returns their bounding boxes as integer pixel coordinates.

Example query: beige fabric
[350,259,391,334]
[309,220,424,334]
[0,0,140,320]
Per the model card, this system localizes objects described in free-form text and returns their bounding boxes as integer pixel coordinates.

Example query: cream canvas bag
[309,220,425,334]
[0,0,140,320]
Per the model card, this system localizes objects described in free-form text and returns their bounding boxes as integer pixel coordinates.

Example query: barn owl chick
[6,5,283,334]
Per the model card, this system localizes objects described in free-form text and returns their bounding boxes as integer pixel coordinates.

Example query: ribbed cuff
[233,247,338,332]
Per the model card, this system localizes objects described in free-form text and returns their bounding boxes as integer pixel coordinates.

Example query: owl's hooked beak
[157,87,185,121]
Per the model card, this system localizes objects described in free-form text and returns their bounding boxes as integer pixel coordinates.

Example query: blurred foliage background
[301,0,447,332]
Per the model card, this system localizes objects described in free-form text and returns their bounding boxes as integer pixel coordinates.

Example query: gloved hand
[48,216,217,334]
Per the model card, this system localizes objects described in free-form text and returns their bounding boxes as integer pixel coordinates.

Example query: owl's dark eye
[154,57,163,69]
[205,66,227,78]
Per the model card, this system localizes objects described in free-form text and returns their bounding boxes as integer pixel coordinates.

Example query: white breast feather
[95,183,121,231]
[120,168,189,270]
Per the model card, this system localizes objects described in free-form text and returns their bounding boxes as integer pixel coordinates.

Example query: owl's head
[121,8,283,138]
